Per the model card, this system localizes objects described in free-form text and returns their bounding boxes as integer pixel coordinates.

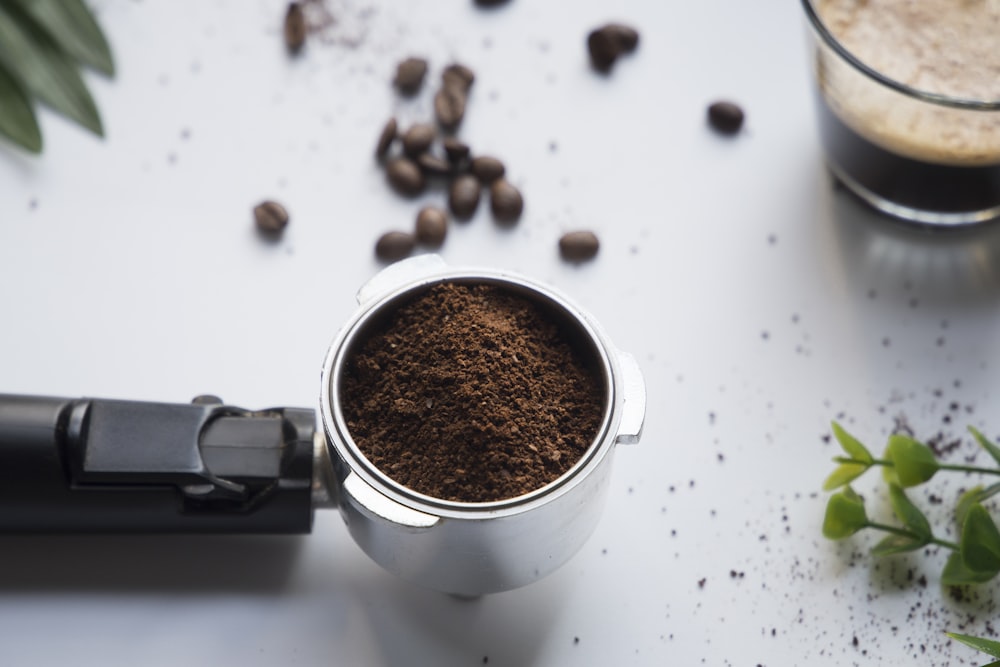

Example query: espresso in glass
[802,0,1000,226]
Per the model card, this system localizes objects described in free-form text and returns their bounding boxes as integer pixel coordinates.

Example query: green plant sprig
[822,422,1000,585]
[948,632,1000,667]
[0,0,114,153]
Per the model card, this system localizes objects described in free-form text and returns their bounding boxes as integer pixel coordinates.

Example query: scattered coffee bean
[707,101,745,135]
[402,123,435,157]
[415,206,448,247]
[473,0,511,7]
[435,86,467,132]
[587,27,619,72]
[443,137,470,164]
[417,152,453,177]
[490,178,523,225]
[393,57,428,96]
[471,155,506,183]
[587,23,640,72]
[283,2,306,54]
[442,63,476,93]
[253,200,290,235]
[449,174,481,220]
[375,231,416,262]
[559,231,600,262]
[375,117,397,160]
[605,23,639,52]
[386,157,426,197]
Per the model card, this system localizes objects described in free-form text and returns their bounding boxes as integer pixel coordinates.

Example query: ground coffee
[341,283,605,503]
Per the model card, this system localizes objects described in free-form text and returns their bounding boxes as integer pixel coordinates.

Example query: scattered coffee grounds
[415,206,448,247]
[375,117,397,160]
[559,231,600,262]
[341,283,605,502]
[449,174,482,220]
[386,157,425,196]
[471,155,506,183]
[489,178,523,224]
[587,23,640,72]
[374,230,415,261]
[707,101,745,135]
[253,200,290,235]
[283,2,306,54]
[393,57,428,95]
[402,123,435,157]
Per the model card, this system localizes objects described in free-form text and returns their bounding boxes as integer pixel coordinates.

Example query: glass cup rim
[801,0,1000,111]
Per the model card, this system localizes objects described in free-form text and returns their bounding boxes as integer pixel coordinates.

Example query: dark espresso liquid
[815,93,1000,217]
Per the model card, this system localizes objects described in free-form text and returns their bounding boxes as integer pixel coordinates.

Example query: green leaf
[970,427,1000,468]
[947,632,1000,659]
[885,434,939,487]
[871,533,926,556]
[888,483,932,540]
[823,486,868,540]
[13,0,114,76]
[823,461,869,491]
[0,58,40,152]
[961,504,1000,575]
[832,422,873,464]
[0,2,103,136]
[942,551,998,586]
[957,486,987,530]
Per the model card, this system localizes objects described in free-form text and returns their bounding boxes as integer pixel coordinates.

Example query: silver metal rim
[319,267,620,521]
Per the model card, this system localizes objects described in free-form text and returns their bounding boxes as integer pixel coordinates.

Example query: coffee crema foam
[814,0,1000,165]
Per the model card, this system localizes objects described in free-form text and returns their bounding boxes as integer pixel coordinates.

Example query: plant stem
[866,521,959,550]
[834,456,1000,478]
[938,463,1000,476]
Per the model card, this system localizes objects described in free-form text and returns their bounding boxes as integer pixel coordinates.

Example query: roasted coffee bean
[375,231,416,262]
[417,152,452,177]
[449,174,481,220]
[559,231,600,262]
[605,23,639,52]
[471,156,505,183]
[587,27,619,72]
[474,0,511,6]
[375,117,397,160]
[393,57,428,95]
[386,157,425,197]
[283,2,306,54]
[402,123,435,157]
[254,200,290,235]
[489,179,523,225]
[442,137,470,163]
[434,86,467,131]
[707,101,745,135]
[587,23,639,72]
[415,206,448,247]
[442,64,475,93]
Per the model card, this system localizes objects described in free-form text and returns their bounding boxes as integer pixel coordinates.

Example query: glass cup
[801,0,1000,227]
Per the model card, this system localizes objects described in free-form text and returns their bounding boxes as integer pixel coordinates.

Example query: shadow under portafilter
[0,533,304,594]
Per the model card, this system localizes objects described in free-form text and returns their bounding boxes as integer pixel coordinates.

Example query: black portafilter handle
[0,393,318,533]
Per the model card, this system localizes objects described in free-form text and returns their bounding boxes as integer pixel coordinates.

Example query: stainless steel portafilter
[0,256,645,595]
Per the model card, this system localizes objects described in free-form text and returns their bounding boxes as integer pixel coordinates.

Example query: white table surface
[3,1,1000,665]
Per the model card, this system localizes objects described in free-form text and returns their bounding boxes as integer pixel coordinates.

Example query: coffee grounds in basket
[341,283,605,502]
